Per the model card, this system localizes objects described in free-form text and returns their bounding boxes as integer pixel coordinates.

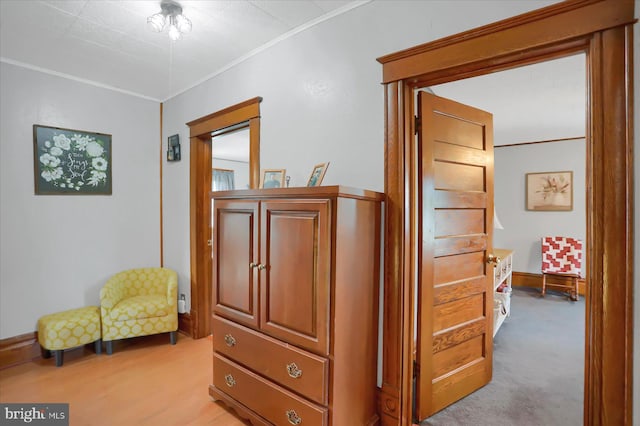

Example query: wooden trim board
[187,97,262,139]
[496,136,585,148]
[1,327,194,369]
[0,332,40,370]
[178,313,192,337]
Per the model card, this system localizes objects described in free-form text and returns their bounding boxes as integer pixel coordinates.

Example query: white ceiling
[433,53,586,146]
[0,0,358,101]
[0,1,585,146]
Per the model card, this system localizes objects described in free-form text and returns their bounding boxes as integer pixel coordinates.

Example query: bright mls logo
[1,404,68,425]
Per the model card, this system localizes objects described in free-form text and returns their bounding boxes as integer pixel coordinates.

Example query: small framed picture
[260,169,286,188]
[167,134,180,162]
[525,170,573,211]
[306,162,329,187]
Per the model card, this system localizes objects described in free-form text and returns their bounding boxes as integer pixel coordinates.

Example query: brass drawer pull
[249,262,258,268]
[257,264,267,270]
[286,362,303,378]
[286,409,302,425]
[224,374,236,387]
[224,334,236,347]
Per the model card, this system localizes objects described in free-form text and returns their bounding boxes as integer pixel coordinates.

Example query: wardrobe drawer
[213,353,328,426]
[212,315,329,405]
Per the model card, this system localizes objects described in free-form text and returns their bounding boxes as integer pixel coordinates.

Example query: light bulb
[168,24,182,41]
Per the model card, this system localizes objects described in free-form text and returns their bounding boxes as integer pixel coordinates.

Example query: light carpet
[421,287,584,426]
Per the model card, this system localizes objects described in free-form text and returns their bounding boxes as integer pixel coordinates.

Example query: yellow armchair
[100,267,178,354]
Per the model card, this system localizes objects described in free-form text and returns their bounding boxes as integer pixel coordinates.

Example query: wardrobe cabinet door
[213,200,260,329]
[259,199,331,355]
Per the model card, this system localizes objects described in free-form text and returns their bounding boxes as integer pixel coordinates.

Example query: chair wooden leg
[572,277,579,301]
[541,274,546,297]
[170,331,177,345]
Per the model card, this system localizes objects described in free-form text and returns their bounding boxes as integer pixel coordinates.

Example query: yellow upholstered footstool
[37,306,102,367]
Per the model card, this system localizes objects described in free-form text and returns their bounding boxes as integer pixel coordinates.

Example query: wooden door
[415,92,494,420]
[212,199,260,329]
[259,199,331,355]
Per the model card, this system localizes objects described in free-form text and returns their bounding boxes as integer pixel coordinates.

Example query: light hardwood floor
[0,333,250,425]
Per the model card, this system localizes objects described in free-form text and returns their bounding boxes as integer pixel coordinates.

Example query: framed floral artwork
[525,171,573,211]
[33,124,112,195]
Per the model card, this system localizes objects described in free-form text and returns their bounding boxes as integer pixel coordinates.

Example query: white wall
[493,140,586,274]
[0,63,160,338]
[161,0,557,310]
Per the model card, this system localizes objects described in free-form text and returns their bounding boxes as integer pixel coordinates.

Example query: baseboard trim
[0,332,40,370]
[2,313,193,369]
[178,313,192,337]
[378,383,401,425]
[512,271,586,296]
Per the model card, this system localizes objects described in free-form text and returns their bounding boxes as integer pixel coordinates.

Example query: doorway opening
[377,2,634,425]
[186,97,262,338]
[414,53,587,424]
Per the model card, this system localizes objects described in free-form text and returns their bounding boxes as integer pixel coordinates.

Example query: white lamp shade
[175,14,192,33]
[147,13,166,32]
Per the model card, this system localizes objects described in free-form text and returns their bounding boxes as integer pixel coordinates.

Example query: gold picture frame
[259,169,286,189]
[525,171,573,211]
[306,162,329,187]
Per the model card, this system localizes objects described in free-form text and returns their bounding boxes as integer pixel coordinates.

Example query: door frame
[377,1,634,425]
[187,97,262,339]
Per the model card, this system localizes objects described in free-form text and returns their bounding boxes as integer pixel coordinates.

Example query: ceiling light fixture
[147,1,192,41]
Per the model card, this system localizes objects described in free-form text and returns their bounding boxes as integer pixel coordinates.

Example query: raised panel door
[416,92,494,419]
[212,200,260,329]
[259,199,331,355]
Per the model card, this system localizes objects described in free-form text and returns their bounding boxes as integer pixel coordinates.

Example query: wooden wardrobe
[209,186,383,426]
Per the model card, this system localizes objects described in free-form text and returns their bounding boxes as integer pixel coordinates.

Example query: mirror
[211,124,250,191]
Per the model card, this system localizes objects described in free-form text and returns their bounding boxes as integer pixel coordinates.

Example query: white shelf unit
[492,248,513,337]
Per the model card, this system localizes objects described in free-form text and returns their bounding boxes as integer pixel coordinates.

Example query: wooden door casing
[260,200,331,356]
[377,2,634,425]
[212,200,260,329]
[188,97,262,339]
[416,92,493,419]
